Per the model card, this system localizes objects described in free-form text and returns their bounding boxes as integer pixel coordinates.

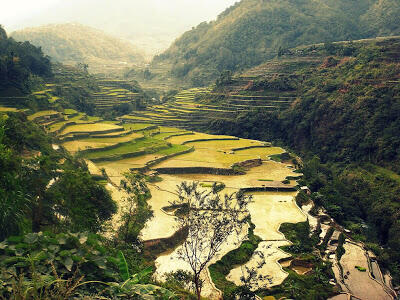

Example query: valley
[1,1,400,298]
[5,81,393,298]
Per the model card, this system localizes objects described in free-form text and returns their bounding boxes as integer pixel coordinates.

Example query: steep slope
[167,36,400,284]
[153,0,400,85]
[6,0,238,56]
[0,25,51,94]
[11,23,145,75]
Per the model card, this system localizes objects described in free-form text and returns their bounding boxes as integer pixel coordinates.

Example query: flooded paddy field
[48,116,315,297]
[87,125,305,296]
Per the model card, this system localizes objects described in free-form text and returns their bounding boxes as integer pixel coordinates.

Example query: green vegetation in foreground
[83,137,169,159]
[0,114,190,298]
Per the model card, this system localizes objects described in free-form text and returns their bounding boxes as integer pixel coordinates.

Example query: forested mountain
[203,37,400,283]
[153,0,400,85]
[0,25,52,93]
[11,23,145,74]
[6,0,237,56]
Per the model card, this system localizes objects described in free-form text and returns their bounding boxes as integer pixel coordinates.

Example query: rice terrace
[29,103,312,298]
[1,1,400,299]
[9,80,395,299]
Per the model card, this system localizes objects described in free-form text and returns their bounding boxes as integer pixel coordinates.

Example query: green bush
[355,266,367,272]
[336,233,346,261]
[0,232,118,298]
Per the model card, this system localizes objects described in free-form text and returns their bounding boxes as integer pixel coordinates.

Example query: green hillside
[11,23,145,75]
[0,25,52,96]
[166,36,400,283]
[152,0,400,85]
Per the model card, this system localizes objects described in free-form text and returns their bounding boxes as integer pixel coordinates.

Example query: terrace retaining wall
[131,146,195,171]
[58,128,125,141]
[182,137,239,145]
[231,144,272,151]
[164,132,194,141]
[89,145,170,163]
[153,166,245,175]
[232,158,262,169]
[90,130,137,139]
[78,136,146,155]
[241,186,297,192]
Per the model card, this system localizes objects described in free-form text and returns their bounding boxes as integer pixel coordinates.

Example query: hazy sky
[1,0,238,54]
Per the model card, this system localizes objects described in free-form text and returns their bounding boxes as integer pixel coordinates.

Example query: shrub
[0,232,118,298]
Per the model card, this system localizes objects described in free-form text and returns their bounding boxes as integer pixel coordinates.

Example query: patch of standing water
[226,192,307,290]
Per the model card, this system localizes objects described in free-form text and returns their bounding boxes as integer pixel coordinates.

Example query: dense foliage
[0,112,182,298]
[0,113,116,238]
[210,39,400,169]
[207,38,400,283]
[154,0,400,85]
[0,232,178,299]
[0,25,52,92]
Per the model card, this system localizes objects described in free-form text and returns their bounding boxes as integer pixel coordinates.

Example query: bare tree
[172,181,252,300]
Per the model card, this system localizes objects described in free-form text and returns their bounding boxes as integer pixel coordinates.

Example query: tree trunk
[195,275,201,300]
[32,194,42,232]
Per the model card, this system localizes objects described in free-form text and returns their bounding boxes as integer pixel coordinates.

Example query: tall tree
[172,182,252,300]
[118,172,154,244]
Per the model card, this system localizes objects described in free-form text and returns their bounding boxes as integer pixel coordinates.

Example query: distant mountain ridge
[153,0,400,85]
[11,23,145,74]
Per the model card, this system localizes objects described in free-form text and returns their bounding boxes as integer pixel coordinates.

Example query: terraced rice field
[79,132,143,143]
[227,191,307,290]
[30,107,307,298]
[60,123,123,135]
[142,144,303,297]
[82,137,170,160]
[0,107,18,112]
[166,132,235,144]
[62,140,114,153]
[28,110,59,120]
[122,123,155,131]
[91,83,140,112]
